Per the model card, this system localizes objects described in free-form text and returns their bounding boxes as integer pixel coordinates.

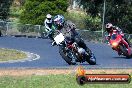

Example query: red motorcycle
[109,30,131,58]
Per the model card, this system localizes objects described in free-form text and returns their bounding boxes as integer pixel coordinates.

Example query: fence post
[101,0,106,43]
[6,22,9,36]
[38,25,41,37]
[35,25,41,38]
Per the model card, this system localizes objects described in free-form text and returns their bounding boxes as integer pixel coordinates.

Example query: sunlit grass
[0,74,131,88]
[0,48,27,62]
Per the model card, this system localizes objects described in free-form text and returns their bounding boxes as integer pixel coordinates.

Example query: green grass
[0,74,131,88]
[0,48,27,62]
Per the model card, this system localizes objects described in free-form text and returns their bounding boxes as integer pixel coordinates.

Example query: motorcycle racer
[44,14,53,32]
[106,23,131,55]
[52,15,96,65]
[54,15,87,49]
[52,15,91,54]
[44,14,55,40]
[105,23,131,47]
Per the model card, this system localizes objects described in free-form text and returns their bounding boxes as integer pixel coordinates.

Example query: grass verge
[0,74,131,88]
[0,48,27,62]
[0,69,132,88]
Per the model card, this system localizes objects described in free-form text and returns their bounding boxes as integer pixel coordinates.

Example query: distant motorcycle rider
[44,14,53,32]
[44,14,54,40]
[105,23,131,47]
[52,15,92,54]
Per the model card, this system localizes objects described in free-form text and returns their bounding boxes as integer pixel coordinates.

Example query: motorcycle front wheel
[59,45,76,65]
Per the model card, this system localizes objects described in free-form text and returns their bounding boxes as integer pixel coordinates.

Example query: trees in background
[1,0,131,33]
[105,0,132,33]
[78,0,132,33]
[20,0,68,25]
[0,0,13,20]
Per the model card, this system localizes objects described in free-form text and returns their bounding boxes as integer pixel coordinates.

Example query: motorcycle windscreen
[54,33,65,44]
[111,34,117,40]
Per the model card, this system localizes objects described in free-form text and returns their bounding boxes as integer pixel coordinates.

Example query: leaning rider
[52,15,92,54]
[105,23,131,47]
[106,23,131,55]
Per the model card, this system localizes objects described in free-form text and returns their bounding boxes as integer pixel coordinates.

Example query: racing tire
[119,45,131,58]
[85,49,96,65]
[59,46,76,65]
[40,32,47,39]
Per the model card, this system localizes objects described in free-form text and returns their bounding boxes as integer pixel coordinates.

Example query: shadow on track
[113,56,132,59]
[76,63,100,66]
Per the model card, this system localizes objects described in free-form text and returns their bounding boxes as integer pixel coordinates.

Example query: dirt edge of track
[0,68,132,76]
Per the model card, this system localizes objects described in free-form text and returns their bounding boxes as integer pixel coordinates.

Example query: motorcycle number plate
[54,33,64,44]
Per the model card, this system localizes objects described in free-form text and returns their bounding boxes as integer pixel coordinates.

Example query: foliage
[0,0,13,20]
[64,11,101,30]
[78,0,103,17]
[64,11,86,29]
[84,15,101,31]
[13,0,25,6]
[10,6,23,18]
[78,0,132,33]
[20,0,69,25]
[105,0,132,33]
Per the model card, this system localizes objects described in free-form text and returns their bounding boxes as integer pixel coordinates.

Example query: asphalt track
[0,36,132,69]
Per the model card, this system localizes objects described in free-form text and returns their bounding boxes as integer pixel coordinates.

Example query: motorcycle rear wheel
[85,48,96,65]
[119,45,131,58]
[40,32,47,39]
